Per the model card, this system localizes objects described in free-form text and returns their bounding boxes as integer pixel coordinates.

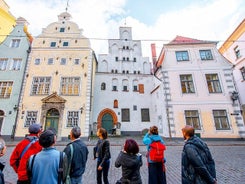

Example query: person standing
[94,128,111,184]
[63,126,88,184]
[181,125,217,184]
[143,126,167,184]
[115,139,142,184]
[10,123,42,184]
[27,129,67,184]
[0,137,6,184]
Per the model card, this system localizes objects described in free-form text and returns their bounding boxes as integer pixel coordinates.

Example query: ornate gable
[41,92,66,103]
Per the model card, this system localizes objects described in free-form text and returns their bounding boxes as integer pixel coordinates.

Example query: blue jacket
[28,147,62,184]
[142,133,166,163]
[64,139,88,178]
[182,136,216,184]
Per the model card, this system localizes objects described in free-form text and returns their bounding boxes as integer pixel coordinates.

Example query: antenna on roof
[124,17,127,26]
[65,0,70,12]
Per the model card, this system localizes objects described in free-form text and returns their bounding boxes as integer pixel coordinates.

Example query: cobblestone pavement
[1,136,245,184]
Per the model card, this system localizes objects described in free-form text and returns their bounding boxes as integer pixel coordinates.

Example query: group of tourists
[0,124,217,184]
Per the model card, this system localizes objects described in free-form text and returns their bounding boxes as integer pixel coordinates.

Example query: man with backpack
[181,125,217,184]
[10,123,42,184]
[27,129,67,184]
[143,126,167,184]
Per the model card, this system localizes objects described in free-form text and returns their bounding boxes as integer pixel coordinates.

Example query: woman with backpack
[143,126,167,184]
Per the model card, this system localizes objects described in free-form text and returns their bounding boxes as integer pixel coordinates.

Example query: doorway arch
[45,108,59,133]
[97,108,118,132]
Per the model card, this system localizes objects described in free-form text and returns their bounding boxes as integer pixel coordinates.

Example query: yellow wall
[0,0,16,43]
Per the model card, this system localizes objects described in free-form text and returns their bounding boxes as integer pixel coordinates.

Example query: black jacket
[94,139,111,167]
[115,151,142,184]
[64,139,88,178]
[182,136,216,184]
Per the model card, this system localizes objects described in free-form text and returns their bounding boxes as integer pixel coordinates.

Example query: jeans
[97,160,110,184]
[148,162,166,184]
[71,175,83,184]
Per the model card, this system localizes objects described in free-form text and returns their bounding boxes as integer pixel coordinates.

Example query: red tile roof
[167,35,216,45]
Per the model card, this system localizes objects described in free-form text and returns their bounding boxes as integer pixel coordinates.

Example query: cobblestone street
[1,137,245,184]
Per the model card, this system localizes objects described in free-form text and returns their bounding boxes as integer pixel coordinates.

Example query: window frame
[50,42,56,47]
[205,74,222,93]
[240,67,245,80]
[141,108,150,122]
[66,111,79,127]
[180,74,195,94]
[175,51,189,61]
[60,77,80,96]
[121,108,130,122]
[10,39,21,48]
[0,58,8,71]
[0,81,13,98]
[199,49,213,60]
[24,111,38,127]
[31,77,51,95]
[184,110,201,130]
[213,110,230,130]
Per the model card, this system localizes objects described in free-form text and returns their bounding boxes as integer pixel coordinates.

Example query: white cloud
[6,0,245,58]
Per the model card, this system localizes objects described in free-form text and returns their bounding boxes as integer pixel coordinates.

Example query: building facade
[0,0,16,43]
[92,27,158,135]
[0,17,32,138]
[14,12,97,139]
[155,36,245,138]
[219,19,245,125]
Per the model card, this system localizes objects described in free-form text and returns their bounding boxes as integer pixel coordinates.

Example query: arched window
[122,79,129,91]
[114,100,118,108]
[112,79,118,91]
[133,80,138,91]
[101,83,106,90]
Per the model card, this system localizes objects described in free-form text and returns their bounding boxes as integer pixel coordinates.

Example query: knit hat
[29,123,42,134]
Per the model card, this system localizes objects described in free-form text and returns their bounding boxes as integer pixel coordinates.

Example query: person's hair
[71,126,81,139]
[150,126,158,135]
[182,125,195,137]
[98,128,108,139]
[39,130,55,148]
[124,139,139,155]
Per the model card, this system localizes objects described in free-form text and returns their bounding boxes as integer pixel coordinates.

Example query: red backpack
[149,141,166,162]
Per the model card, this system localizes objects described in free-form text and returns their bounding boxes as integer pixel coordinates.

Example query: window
[60,58,66,65]
[48,58,54,65]
[123,57,125,61]
[112,79,118,91]
[67,111,79,127]
[0,59,7,70]
[127,57,129,61]
[31,77,51,95]
[50,42,56,47]
[115,57,118,61]
[213,110,230,130]
[180,74,195,93]
[185,110,201,130]
[122,79,129,91]
[114,100,118,108]
[10,59,22,70]
[61,77,80,95]
[0,81,13,98]
[133,58,136,62]
[240,67,245,80]
[60,28,65,32]
[175,51,189,61]
[34,58,40,65]
[121,109,130,122]
[234,46,241,59]
[10,39,20,48]
[101,83,106,90]
[133,105,137,111]
[133,80,138,91]
[205,74,222,93]
[199,50,213,60]
[63,42,69,46]
[141,108,150,122]
[74,59,80,65]
[25,111,38,127]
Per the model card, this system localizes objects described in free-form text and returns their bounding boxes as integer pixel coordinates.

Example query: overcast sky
[6,0,245,59]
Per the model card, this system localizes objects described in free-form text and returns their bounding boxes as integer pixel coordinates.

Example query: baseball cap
[29,123,42,134]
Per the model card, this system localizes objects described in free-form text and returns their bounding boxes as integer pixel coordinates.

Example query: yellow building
[14,12,97,139]
[0,0,16,43]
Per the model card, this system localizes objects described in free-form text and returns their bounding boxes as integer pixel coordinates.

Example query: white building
[219,19,245,126]
[92,27,159,135]
[155,36,245,138]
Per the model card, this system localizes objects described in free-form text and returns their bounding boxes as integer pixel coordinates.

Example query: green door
[45,108,59,133]
[102,113,113,133]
